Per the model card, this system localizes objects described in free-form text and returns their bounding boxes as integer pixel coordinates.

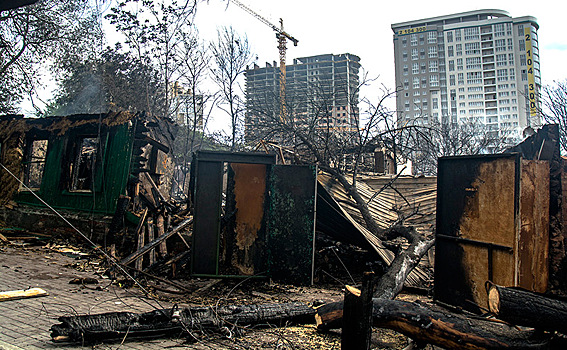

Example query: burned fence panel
[190,151,317,285]
[435,153,550,313]
[268,165,317,285]
[191,159,224,275]
[190,151,275,278]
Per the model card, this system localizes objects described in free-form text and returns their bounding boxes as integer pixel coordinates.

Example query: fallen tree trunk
[488,283,567,334]
[318,299,550,349]
[373,225,434,300]
[372,299,550,350]
[51,302,315,343]
[316,227,433,331]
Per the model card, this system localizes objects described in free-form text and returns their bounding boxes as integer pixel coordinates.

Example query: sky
[21,0,567,133]
[191,0,567,131]
[194,0,567,89]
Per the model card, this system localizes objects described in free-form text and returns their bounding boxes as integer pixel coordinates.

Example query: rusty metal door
[435,154,549,313]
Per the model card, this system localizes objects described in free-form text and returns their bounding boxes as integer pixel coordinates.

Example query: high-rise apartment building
[169,82,204,126]
[244,53,361,143]
[391,10,541,137]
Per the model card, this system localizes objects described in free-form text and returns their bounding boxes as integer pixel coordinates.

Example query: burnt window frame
[61,127,108,194]
[69,135,99,192]
[21,132,50,191]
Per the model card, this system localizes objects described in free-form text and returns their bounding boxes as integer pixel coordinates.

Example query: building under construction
[244,53,361,144]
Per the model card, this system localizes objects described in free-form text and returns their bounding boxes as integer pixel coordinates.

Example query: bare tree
[210,26,253,151]
[401,117,515,175]
[106,0,198,117]
[541,80,567,153]
[0,0,100,113]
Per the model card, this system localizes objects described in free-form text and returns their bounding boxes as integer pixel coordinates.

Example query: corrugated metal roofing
[317,172,436,287]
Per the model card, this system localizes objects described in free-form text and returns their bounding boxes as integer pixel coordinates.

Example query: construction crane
[230,0,298,119]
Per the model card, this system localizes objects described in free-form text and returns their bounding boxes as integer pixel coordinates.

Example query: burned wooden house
[0,112,176,252]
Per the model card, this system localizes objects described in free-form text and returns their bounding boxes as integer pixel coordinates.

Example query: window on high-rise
[464,27,479,40]
[411,48,418,60]
[508,38,514,51]
[403,51,408,61]
[457,58,463,70]
[403,64,409,75]
[419,34,425,45]
[466,57,482,70]
[448,46,454,57]
[412,62,419,74]
[430,75,439,87]
[456,44,462,56]
[496,54,507,67]
[521,69,527,81]
[495,39,506,52]
[429,61,438,72]
[455,29,461,41]
[428,46,438,58]
[509,68,515,80]
[420,49,426,59]
[449,60,455,71]
[517,24,524,36]
[519,39,525,51]
[497,69,508,82]
[446,31,453,42]
[508,53,514,66]
[411,34,418,46]
[428,31,437,44]
[450,75,456,86]
[520,54,526,66]
[466,71,482,84]
[506,23,512,36]
[494,23,505,37]
[458,73,464,85]
[413,77,420,89]
[465,42,480,55]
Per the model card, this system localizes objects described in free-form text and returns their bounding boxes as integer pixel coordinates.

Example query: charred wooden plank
[0,287,48,302]
[51,302,315,343]
[134,208,149,271]
[341,272,374,350]
[156,214,167,258]
[120,217,192,267]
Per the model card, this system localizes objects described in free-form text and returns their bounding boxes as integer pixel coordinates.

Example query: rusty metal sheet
[435,154,519,313]
[518,160,550,292]
[222,163,268,276]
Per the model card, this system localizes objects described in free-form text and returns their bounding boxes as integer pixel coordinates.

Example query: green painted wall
[15,123,135,215]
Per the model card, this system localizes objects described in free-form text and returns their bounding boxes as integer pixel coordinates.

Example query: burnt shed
[0,112,175,243]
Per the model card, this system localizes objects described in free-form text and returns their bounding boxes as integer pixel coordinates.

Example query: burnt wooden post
[341,272,374,350]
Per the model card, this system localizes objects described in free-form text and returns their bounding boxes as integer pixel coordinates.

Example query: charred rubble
[3,113,567,349]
